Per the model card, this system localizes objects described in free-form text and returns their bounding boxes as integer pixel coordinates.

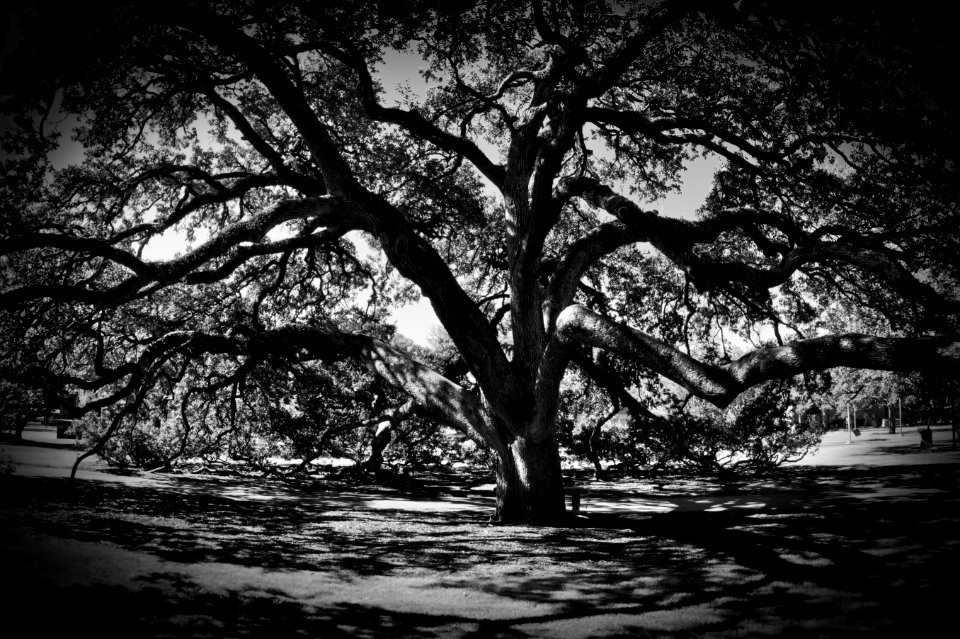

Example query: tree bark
[556,303,960,408]
[13,413,27,441]
[586,410,616,481]
[586,430,604,481]
[493,435,566,525]
[361,420,393,473]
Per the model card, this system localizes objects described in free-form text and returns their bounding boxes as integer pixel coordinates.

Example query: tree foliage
[1,0,958,522]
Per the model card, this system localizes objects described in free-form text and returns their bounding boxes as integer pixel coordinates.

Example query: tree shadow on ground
[0,578,492,639]
[1,463,959,637]
[860,441,958,458]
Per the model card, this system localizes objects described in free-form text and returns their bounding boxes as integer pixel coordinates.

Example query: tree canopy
[2,0,958,523]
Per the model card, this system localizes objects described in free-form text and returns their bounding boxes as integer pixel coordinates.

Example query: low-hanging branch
[63,324,496,454]
[556,304,960,408]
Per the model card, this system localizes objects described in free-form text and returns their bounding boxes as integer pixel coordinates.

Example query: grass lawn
[1,423,959,637]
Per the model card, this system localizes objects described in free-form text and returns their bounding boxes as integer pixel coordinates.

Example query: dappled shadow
[0,577,487,639]
[478,465,960,635]
[858,441,958,457]
[2,462,959,636]
[0,473,501,576]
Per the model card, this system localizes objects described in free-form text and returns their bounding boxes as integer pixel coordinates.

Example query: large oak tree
[2,0,958,522]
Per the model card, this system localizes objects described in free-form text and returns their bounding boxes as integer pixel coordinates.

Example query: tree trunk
[13,413,27,441]
[361,420,393,473]
[586,409,617,481]
[586,423,605,481]
[494,436,566,524]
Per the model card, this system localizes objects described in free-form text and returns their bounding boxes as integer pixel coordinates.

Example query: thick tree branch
[179,11,522,417]
[579,0,709,97]
[110,173,304,245]
[309,37,506,189]
[557,304,960,408]
[1,234,156,276]
[544,220,638,332]
[562,177,960,315]
[204,327,497,445]
[586,106,824,169]
[183,10,360,195]
[1,196,350,306]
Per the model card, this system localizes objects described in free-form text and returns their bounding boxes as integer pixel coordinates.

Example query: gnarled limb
[195,326,496,446]
[180,9,523,418]
[61,321,498,475]
[556,177,959,315]
[1,196,350,307]
[108,172,315,246]
[578,0,711,97]
[183,9,361,195]
[300,30,506,189]
[556,304,960,408]
[586,106,826,171]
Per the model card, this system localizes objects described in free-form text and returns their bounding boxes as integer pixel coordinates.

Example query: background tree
[1,0,958,523]
[0,377,43,440]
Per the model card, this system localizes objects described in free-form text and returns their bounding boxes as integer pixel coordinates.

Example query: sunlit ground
[1,423,958,637]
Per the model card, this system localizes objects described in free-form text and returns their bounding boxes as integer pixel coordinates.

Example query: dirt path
[2,424,959,637]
